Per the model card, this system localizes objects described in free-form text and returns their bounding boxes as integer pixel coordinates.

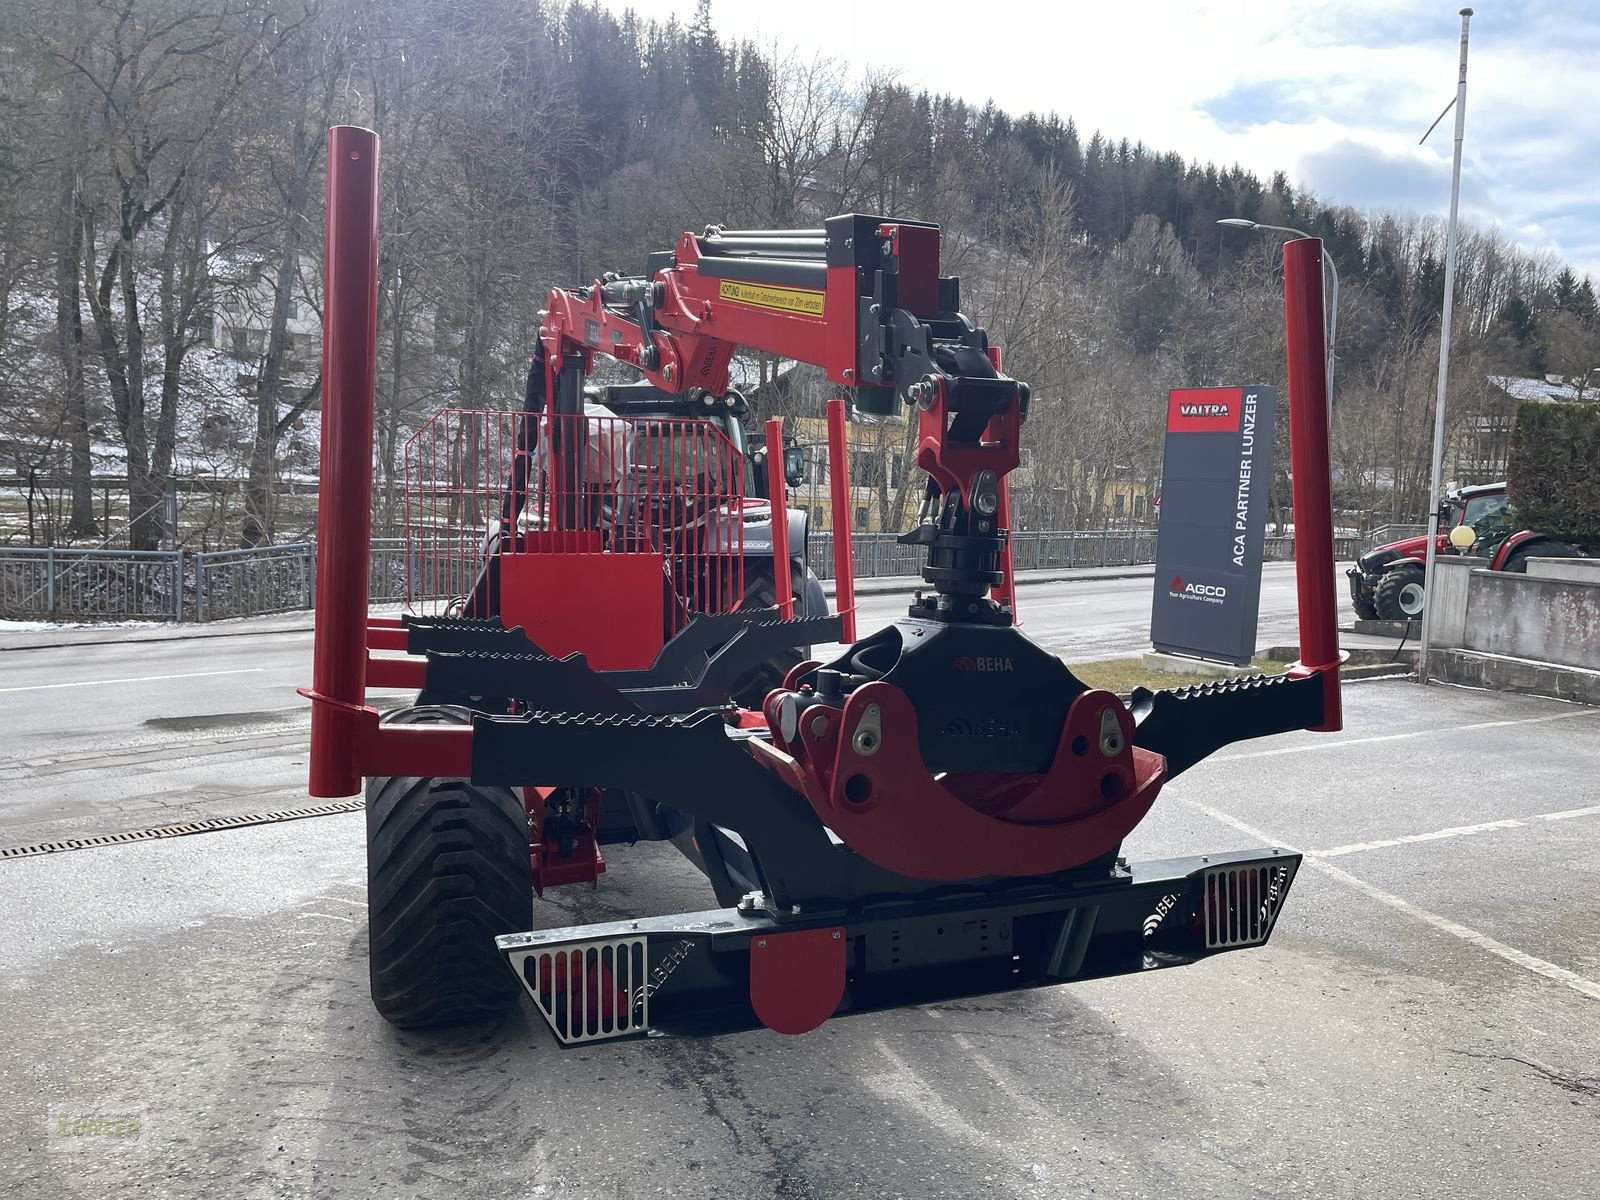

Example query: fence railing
[0,546,183,620]
[808,529,1161,579]
[1362,523,1428,550]
[0,527,1365,623]
[192,543,315,622]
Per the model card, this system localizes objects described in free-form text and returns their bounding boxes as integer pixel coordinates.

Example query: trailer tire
[1374,564,1426,620]
[366,706,532,1029]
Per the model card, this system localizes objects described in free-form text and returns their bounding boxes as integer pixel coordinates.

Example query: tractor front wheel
[1374,564,1426,620]
[366,706,532,1029]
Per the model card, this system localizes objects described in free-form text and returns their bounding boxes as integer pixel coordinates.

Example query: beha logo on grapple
[1169,575,1227,604]
[952,655,1015,672]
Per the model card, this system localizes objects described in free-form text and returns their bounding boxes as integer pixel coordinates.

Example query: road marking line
[1184,799,1600,1004]
[1536,803,1600,823]
[952,1033,1056,1119]
[867,1041,997,1149]
[1211,706,1600,761]
[1316,804,1600,857]
[0,668,268,693]
[1318,819,1526,857]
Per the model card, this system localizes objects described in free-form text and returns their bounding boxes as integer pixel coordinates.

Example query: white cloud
[595,0,1600,275]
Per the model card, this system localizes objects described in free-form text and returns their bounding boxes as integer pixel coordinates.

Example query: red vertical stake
[982,345,1018,624]
[1282,238,1343,732]
[825,398,857,642]
[765,418,794,619]
[994,476,1019,625]
[308,126,381,798]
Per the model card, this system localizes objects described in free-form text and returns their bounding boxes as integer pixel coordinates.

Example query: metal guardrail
[809,529,1160,579]
[192,543,315,622]
[0,527,1365,623]
[1266,535,1363,562]
[0,546,183,620]
[1362,523,1428,550]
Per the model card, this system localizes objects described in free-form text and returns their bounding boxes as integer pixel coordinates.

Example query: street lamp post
[1218,218,1339,409]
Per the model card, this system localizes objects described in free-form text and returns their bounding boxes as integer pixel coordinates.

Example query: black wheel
[366,705,532,1029]
[1374,564,1426,620]
[1503,541,1576,573]
[729,564,817,708]
[1352,591,1381,621]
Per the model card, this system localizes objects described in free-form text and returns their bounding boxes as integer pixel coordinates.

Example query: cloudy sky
[596,0,1600,278]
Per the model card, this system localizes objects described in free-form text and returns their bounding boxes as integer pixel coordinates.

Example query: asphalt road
[3,572,1598,1198]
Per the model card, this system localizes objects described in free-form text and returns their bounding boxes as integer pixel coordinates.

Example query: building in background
[785,414,906,532]
[1456,373,1598,481]
[208,251,321,366]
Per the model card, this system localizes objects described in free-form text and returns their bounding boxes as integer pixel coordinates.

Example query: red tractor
[304,127,1344,1042]
[1348,482,1590,621]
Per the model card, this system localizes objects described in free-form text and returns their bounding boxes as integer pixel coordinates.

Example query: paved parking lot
[3,591,1598,1198]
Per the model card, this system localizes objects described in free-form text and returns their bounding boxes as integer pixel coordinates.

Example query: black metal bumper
[1347,566,1370,606]
[496,847,1300,1043]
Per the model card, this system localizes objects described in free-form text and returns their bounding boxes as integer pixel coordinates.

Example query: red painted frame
[763,418,794,620]
[825,398,857,643]
[306,127,473,797]
[1282,238,1344,733]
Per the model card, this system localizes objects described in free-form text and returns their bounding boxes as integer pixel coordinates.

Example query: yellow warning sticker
[717,279,825,317]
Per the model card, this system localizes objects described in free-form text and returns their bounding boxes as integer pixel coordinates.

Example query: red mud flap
[749,926,847,1035]
[495,847,1300,1045]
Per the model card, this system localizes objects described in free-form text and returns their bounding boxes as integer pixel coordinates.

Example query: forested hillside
[2,0,1596,548]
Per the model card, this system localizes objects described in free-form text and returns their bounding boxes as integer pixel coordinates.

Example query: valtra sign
[1150,385,1277,665]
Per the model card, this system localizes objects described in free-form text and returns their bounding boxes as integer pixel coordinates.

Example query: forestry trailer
[304,127,1345,1043]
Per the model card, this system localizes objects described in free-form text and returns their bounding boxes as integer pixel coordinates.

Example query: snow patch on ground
[0,618,155,632]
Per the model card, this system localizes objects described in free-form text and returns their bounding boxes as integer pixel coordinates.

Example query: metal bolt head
[831,930,841,940]
[757,938,767,948]
[791,904,802,915]
[851,703,882,757]
[1098,706,1124,756]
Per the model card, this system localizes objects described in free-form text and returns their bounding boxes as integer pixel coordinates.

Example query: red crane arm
[536,216,1031,550]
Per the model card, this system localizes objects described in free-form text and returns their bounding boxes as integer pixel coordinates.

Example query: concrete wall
[1426,557,1600,702]
[1462,571,1600,670]
[1526,557,1600,584]
[1428,557,1486,650]
[1430,649,1600,706]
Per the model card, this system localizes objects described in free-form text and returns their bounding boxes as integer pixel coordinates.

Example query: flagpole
[1418,7,1472,686]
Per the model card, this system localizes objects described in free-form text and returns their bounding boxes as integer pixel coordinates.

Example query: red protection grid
[402,409,746,633]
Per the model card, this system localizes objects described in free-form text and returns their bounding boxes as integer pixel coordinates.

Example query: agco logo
[1179,403,1229,417]
[1168,575,1227,605]
[952,655,1015,672]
